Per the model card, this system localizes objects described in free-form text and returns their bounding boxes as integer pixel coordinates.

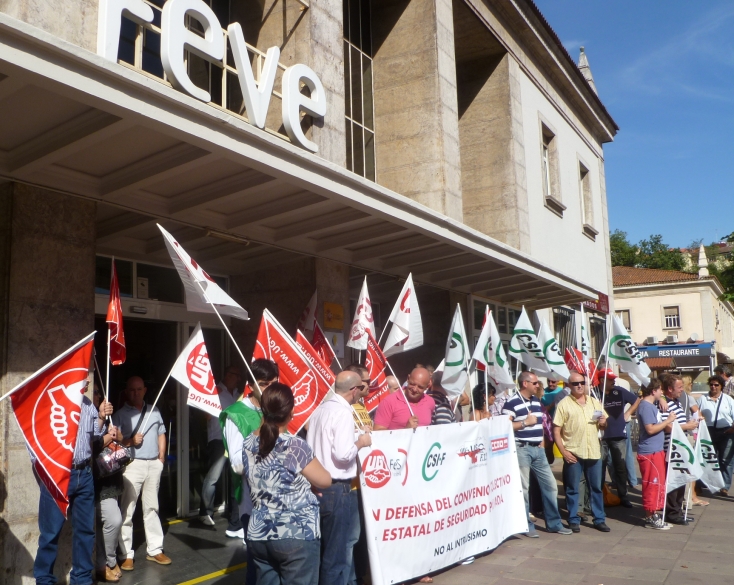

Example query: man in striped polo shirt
[504,371,571,537]
[661,374,700,525]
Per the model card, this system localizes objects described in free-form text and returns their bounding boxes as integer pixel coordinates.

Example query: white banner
[359,417,526,585]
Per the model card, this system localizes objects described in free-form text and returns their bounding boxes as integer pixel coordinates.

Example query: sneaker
[549,527,573,535]
[620,498,633,508]
[460,556,475,565]
[226,528,245,539]
[644,514,670,530]
[569,523,580,533]
[594,522,611,533]
[525,526,540,538]
[528,513,537,522]
[200,515,215,526]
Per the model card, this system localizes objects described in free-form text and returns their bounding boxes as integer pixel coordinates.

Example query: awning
[0,15,599,309]
[645,357,676,370]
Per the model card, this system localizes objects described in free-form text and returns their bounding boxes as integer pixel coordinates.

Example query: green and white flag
[605,315,651,387]
[695,422,726,492]
[537,318,570,381]
[666,421,702,493]
[441,304,470,399]
[509,307,550,375]
[471,308,515,391]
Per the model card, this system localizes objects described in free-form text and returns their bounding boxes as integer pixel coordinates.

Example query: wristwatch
[521,421,526,428]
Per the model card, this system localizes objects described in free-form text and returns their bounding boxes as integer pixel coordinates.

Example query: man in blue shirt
[504,371,572,538]
[600,370,639,508]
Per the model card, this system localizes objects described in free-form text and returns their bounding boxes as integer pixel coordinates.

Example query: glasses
[710,383,721,388]
[361,379,371,386]
[569,381,585,387]
[349,385,363,392]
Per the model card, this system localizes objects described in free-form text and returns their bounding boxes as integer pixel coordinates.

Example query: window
[589,316,606,359]
[344,0,375,181]
[553,307,576,351]
[616,309,631,332]
[579,161,597,240]
[541,123,564,216]
[663,306,681,329]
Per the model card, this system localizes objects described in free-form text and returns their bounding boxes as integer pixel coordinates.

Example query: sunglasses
[710,383,721,388]
[569,381,585,387]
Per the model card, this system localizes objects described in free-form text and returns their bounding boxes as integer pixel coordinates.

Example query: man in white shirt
[307,371,372,585]
[199,366,240,536]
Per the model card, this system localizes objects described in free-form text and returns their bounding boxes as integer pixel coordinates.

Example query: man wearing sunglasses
[503,371,572,537]
[553,372,610,533]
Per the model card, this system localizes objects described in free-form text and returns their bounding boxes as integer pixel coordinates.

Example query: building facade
[0,0,617,580]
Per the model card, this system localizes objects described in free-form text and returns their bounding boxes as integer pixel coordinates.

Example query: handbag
[95,404,147,477]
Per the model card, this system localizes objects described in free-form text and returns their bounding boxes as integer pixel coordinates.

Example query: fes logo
[422,442,447,481]
[362,450,391,488]
[458,441,487,465]
[292,370,317,417]
[186,342,216,395]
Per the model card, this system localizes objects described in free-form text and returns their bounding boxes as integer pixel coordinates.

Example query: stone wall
[0,183,97,585]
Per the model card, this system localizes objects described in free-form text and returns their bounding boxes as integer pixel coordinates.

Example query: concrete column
[314,258,350,355]
[0,183,96,585]
[371,0,462,220]
[231,0,346,166]
[459,54,530,253]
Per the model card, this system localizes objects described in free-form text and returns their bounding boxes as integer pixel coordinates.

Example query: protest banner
[359,417,526,585]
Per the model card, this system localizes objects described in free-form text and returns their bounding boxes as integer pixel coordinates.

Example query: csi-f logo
[609,335,644,366]
[422,442,446,481]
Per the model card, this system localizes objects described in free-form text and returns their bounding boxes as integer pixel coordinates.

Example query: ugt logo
[186,342,216,394]
[422,442,446,481]
[362,450,391,489]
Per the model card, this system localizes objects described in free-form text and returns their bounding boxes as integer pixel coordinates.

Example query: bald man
[385,376,400,394]
[374,368,436,430]
[112,377,171,569]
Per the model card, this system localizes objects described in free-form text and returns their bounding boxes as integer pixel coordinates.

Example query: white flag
[537,319,570,381]
[471,308,514,391]
[606,315,651,387]
[347,277,375,350]
[171,323,225,417]
[695,423,726,492]
[666,421,702,492]
[297,290,318,336]
[158,224,248,320]
[441,304,470,399]
[383,273,423,357]
[508,307,550,375]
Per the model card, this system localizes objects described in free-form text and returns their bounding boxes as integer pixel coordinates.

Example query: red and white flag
[106,260,126,365]
[171,323,223,417]
[364,329,390,412]
[253,310,330,433]
[296,330,335,388]
[564,347,589,377]
[311,321,337,365]
[382,273,423,357]
[158,224,248,320]
[347,277,375,350]
[5,333,96,516]
[296,291,318,336]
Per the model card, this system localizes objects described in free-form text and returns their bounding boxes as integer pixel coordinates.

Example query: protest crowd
[4,228,729,585]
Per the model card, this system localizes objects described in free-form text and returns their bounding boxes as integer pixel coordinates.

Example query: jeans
[625,422,638,485]
[200,440,241,529]
[562,458,605,526]
[96,497,122,569]
[248,538,320,585]
[710,428,734,490]
[602,438,629,499]
[241,514,257,585]
[34,466,95,585]
[318,482,359,585]
[516,444,564,532]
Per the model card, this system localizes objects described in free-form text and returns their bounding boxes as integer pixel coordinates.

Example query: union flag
[106,260,126,365]
[364,329,390,412]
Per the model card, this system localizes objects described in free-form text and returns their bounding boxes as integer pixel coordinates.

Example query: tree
[610,230,636,267]
[636,235,685,270]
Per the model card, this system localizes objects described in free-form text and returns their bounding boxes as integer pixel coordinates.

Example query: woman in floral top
[242,383,331,585]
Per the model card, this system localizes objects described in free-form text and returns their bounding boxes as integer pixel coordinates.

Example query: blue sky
[534,1,734,248]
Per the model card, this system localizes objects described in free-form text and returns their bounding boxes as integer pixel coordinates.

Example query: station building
[0,0,617,578]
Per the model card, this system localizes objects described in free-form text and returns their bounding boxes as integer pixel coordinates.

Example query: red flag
[253,310,329,433]
[296,291,318,334]
[564,347,588,377]
[296,330,335,388]
[311,322,337,365]
[364,329,390,412]
[106,261,126,365]
[7,333,96,516]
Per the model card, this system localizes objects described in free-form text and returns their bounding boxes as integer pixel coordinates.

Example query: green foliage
[609,230,636,267]
[636,235,686,271]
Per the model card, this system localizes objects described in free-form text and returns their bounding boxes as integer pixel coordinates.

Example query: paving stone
[599,552,677,571]
[608,544,680,559]
[590,562,669,583]
[534,546,605,563]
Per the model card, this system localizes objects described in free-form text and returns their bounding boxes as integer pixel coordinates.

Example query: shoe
[146,553,172,565]
[549,527,573,535]
[667,517,691,526]
[644,514,670,530]
[528,513,537,522]
[112,565,122,579]
[692,499,709,506]
[620,498,633,508]
[720,489,729,496]
[200,515,215,526]
[569,524,580,533]
[578,513,588,522]
[226,528,245,539]
[525,527,540,538]
[460,556,475,565]
[594,522,611,532]
[120,559,134,571]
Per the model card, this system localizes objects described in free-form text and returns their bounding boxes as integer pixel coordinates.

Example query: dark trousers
[318,482,359,585]
[602,438,629,499]
[200,439,241,530]
[240,513,257,585]
[666,485,686,520]
[34,466,95,585]
[248,538,321,585]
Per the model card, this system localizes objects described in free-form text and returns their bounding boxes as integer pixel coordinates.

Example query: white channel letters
[97,0,327,152]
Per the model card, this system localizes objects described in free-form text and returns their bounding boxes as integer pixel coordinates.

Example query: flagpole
[106,256,114,405]
[661,432,674,525]
[385,361,415,417]
[684,481,692,522]
[484,306,489,414]
[140,360,178,432]
[600,318,611,407]
[192,280,262,399]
